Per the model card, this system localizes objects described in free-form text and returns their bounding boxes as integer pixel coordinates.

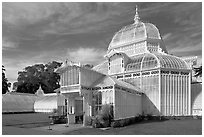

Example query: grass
[2,113,51,128]
[2,113,202,135]
[64,119,202,135]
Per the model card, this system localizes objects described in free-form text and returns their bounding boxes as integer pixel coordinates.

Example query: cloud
[2,2,202,84]
[2,37,18,50]
[169,42,201,53]
[3,3,59,25]
[67,47,106,65]
[171,3,201,26]
[162,33,172,40]
[2,2,123,37]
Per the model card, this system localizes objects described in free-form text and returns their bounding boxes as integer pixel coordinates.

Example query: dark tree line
[3,61,94,94]
[14,61,62,94]
[2,65,11,94]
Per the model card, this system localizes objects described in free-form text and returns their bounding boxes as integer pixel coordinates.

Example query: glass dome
[126,53,189,72]
[108,22,161,50]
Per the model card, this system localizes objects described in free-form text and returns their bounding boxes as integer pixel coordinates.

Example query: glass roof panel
[154,54,189,69]
[126,53,189,72]
[145,23,160,39]
[142,54,158,70]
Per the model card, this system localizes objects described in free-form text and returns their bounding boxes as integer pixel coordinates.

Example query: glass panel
[146,23,160,39]
[126,55,143,72]
[94,91,102,115]
[142,55,158,70]
[155,54,188,69]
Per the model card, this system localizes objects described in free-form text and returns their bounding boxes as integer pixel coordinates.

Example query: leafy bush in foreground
[92,104,113,128]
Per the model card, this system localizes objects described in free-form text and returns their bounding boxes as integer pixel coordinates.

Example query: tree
[16,61,62,94]
[83,64,94,69]
[194,66,202,77]
[2,65,11,94]
[40,61,62,93]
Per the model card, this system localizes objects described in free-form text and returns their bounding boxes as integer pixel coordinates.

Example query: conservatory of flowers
[54,7,195,125]
[3,6,201,126]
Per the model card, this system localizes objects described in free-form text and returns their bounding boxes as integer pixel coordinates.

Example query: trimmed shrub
[146,114,153,120]
[92,104,113,128]
[111,120,121,128]
[135,114,144,122]
[119,119,125,127]
[92,117,102,128]
[111,115,145,128]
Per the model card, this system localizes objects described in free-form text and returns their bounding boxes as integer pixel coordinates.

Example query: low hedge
[92,113,199,128]
[111,115,144,128]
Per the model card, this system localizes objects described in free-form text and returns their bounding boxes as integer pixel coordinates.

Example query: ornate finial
[134,5,140,24]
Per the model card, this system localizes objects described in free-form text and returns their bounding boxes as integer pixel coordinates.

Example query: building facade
[96,6,192,116]
[55,6,197,125]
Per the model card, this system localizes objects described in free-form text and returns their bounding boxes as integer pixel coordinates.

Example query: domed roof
[126,53,190,72]
[109,23,161,49]
[108,6,162,50]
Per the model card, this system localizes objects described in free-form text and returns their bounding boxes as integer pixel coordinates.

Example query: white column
[179,75,182,115]
[113,87,116,119]
[79,68,81,85]
[181,76,183,115]
[180,75,182,115]
[176,75,178,115]
[82,92,92,126]
[169,75,172,115]
[188,74,191,115]
[162,75,164,115]
[164,75,167,116]
[183,76,185,115]
[185,76,188,115]
[177,76,179,115]
[83,96,87,126]
[171,75,175,115]
[178,76,180,116]
[186,76,188,115]
[184,75,186,115]
[158,71,161,114]
[176,76,178,116]
[168,75,170,116]
[175,76,178,116]
[174,76,177,116]
[166,75,169,116]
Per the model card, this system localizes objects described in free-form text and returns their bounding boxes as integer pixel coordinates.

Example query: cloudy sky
[2,2,202,83]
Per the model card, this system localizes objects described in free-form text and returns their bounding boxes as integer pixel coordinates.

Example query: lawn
[2,113,51,128]
[64,119,202,135]
[2,113,202,135]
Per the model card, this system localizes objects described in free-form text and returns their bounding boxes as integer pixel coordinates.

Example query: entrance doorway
[75,99,83,124]
[64,98,83,124]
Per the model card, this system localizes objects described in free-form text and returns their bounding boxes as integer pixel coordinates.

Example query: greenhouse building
[2,6,201,126]
[54,7,194,126]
